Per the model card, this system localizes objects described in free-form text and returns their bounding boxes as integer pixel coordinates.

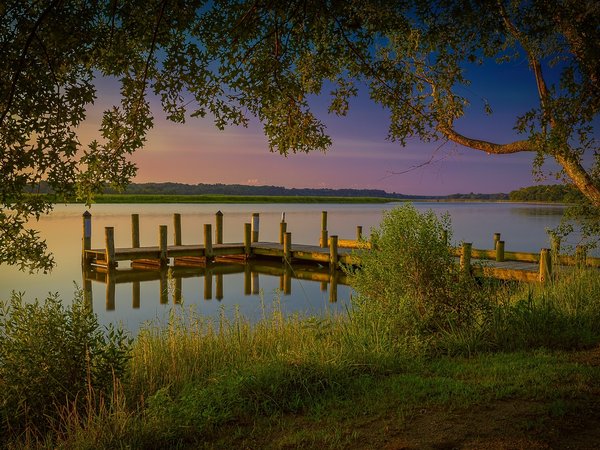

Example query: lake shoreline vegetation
[23,181,583,204]
[1,205,599,448]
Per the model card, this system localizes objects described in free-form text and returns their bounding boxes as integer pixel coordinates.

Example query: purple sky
[80,58,556,196]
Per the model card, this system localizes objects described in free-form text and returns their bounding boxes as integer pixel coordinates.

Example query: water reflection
[511,206,566,216]
[83,259,348,312]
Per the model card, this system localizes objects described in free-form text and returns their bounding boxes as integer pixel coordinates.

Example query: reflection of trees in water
[512,207,566,217]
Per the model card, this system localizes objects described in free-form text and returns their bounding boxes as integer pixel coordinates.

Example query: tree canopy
[1,0,599,271]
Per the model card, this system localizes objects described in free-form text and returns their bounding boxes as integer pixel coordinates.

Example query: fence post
[356,225,363,241]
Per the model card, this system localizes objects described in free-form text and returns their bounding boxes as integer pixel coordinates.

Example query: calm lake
[0,202,570,333]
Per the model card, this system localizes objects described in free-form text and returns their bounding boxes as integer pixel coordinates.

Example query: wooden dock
[81,210,599,285]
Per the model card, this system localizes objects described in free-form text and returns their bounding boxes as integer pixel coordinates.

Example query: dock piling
[251,213,260,243]
[460,242,472,274]
[174,214,182,246]
[279,220,287,244]
[496,240,505,262]
[82,211,92,265]
[320,211,328,248]
[284,232,292,262]
[204,224,213,260]
[539,248,552,283]
[131,214,140,248]
[244,223,251,257]
[329,235,338,269]
[356,225,363,241]
[105,227,116,268]
[159,225,168,266]
[216,211,223,244]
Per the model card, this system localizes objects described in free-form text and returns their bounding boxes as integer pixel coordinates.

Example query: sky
[79,56,556,196]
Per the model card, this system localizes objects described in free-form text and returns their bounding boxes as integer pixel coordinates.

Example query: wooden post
[329,235,338,269]
[283,265,292,295]
[215,210,223,244]
[279,221,287,245]
[82,211,92,265]
[356,225,363,241]
[244,264,251,295]
[283,231,292,262]
[174,277,182,304]
[496,240,505,262]
[204,269,213,300]
[204,224,213,260]
[106,271,115,311]
[539,248,552,283]
[131,213,140,248]
[244,223,251,257]
[216,273,224,300]
[173,213,182,246]
[460,242,472,274]
[159,269,168,304]
[576,245,587,268]
[132,281,140,309]
[251,213,260,243]
[159,225,168,266]
[251,272,259,295]
[320,210,328,248]
[105,227,115,268]
[493,233,501,249]
[329,272,338,303]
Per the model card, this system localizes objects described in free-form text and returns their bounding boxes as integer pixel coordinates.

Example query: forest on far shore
[26,181,582,203]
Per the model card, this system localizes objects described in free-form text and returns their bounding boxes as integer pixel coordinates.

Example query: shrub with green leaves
[0,290,131,437]
[348,204,488,340]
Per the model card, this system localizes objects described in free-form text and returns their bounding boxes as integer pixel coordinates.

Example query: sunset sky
[81,58,556,196]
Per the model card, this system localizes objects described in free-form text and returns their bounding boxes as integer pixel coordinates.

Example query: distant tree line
[28,181,583,203]
[508,184,584,203]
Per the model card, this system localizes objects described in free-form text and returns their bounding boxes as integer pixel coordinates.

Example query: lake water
[0,202,570,333]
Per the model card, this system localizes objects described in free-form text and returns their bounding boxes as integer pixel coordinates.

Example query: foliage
[348,204,489,340]
[2,0,599,271]
[509,184,585,203]
[0,290,131,438]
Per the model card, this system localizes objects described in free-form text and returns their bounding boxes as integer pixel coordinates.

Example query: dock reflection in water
[83,259,349,312]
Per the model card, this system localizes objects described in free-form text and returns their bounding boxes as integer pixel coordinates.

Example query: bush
[348,204,489,342]
[0,290,131,438]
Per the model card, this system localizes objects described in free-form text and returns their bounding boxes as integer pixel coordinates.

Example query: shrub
[0,290,131,438]
[348,204,489,342]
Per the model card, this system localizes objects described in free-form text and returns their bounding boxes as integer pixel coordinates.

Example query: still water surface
[0,202,568,333]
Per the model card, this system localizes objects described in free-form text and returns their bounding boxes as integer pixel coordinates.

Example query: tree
[2,0,599,271]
